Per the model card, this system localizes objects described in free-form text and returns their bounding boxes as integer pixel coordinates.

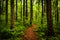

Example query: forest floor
[22,24,38,40]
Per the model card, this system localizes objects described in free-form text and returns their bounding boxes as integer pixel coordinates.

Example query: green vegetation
[0,0,60,40]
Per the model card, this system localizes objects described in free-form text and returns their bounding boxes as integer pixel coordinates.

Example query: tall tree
[0,0,4,21]
[46,0,54,36]
[55,0,59,24]
[26,0,28,20]
[44,0,46,13]
[56,0,59,23]
[16,0,17,20]
[30,0,33,25]
[6,0,8,24]
[20,0,22,19]
[10,0,14,29]
[1,0,4,13]
[41,0,44,27]
[0,0,2,21]
[23,0,25,25]
[20,0,23,25]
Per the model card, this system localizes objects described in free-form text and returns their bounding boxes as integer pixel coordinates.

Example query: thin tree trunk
[23,0,25,25]
[10,0,14,29]
[0,0,4,21]
[44,0,46,13]
[1,0,4,14]
[6,0,8,24]
[20,0,23,25]
[16,0,17,20]
[56,0,59,24]
[46,0,54,36]
[21,0,22,19]
[41,0,44,27]
[54,0,59,25]
[26,0,28,20]
[0,0,1,21]
[30,0,33,25]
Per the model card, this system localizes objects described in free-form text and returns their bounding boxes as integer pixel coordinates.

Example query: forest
[0,0,60,40]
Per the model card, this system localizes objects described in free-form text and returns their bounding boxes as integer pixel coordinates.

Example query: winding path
[23,24,38,40]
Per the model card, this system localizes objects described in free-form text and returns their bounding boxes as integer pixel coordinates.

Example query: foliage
[0,0,60,40]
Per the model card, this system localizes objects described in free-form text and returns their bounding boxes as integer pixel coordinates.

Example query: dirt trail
[23,24,38,40]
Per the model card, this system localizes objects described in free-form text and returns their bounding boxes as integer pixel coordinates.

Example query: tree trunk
[23,0,25,25]
[10,0,14,29]
[0,0,1,21]
[6,0,8,24]
[56,0,58,23]
[46,0,54,36]
[1,0,4,14]
[0,0,4,21]
[41,0,44,27]
[44,0,46,13]
[26,0,28,20]
[30,0,33,25]
[55,0,59,24]
[16,0,17,20]
[21,0,22,19]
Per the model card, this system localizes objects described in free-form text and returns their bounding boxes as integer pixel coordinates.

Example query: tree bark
[23,0,25,25]
[21,0,22,19]
[0,0,4,21]
[30,0,33,25]
[26,0,28,20]
[41,0,44,27]
[46,0,54,36]
[6,0,8,24]
[16,0,17,20]
[0,0,1,21]
[55,0,59,24]
[1,0,4,14]
[10,0,14,29]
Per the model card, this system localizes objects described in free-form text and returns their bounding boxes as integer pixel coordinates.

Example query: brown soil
[22,24,38,40]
